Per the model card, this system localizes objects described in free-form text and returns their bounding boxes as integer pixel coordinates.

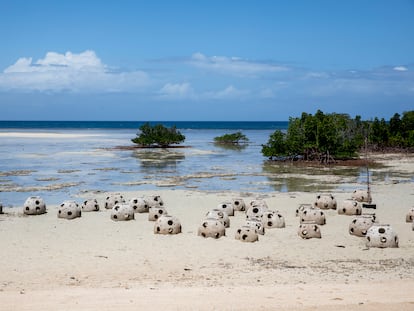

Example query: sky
[0,0,413,121]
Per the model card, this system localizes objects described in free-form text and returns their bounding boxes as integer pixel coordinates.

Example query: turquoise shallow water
[0,121,412,207]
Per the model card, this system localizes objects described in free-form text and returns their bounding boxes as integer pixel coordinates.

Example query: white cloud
[159,82,193,98]
[4,57,34,73]
[209,85,249,99]
[393,66,408,71]
[0,50,150,92]
[190,52,289,77]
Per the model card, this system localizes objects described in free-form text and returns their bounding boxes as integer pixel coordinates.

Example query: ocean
[0,120,408,207]
[0,120,288,130]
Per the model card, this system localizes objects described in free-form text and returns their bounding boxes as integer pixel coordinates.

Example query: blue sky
[0,0,413,121]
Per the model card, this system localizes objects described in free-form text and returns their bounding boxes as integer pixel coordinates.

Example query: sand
[1,176,414,310]
[0,132,103,139]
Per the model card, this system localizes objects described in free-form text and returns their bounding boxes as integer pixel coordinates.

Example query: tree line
[262,110,414,162]
[131,111,414,163]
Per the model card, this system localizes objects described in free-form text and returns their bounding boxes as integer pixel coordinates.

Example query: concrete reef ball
[129,197,149,213]
[405,207,414,222]
[366,224,398,248]
[235,226,259,242]
[111,204,135,221]
[232,198,246,212]
[23,196,47,215]
[58,200,81,220]
[298,206,326,225]
[349,214,376,237]
[314,194,337,210]
[245,217,265,235]
[206,209,230,228]
[352,189,372,203]
[105,193,125,209]
[296,204,313,217]
[216,202,234,216]
[154,215,182,234]
[198,217,226,239]
[144,195,164,207]
[148,206,168,221]
[81,199,100,212]
[262,210,285,229]
[249,199,268,209]
[339,199,362,216]
[298,221,322,239]
[246,205,268,220]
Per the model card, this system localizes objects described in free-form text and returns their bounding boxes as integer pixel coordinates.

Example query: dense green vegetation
[214,131,249,145]
[262,110,414,162]
[131,123,185,147]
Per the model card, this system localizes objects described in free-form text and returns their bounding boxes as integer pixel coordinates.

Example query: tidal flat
[0,128,413,207]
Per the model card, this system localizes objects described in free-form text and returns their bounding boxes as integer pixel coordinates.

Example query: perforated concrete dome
[351,189,372,203]
[245,217,265,235]
[129,197,149,213]
[154,215,182,234]
[246,205,268,220]
[148,206,167,221]
[406,207,414,223]
[298,221,322,239]
[235,226,259,242]
[366,224,398,248]
[296,204,313,217]
[339,199,362,216]
[298,206,326,225]
[111,204,134,221]
[23,196,47,215]
[198,217,226,239]
[144,195,164,208]
[232,198,246,212]
[58,200,81,220]
[249,199,268,209]
[349,214,376,237]
[81,199,100,212]
[104,193,125,209]
[216,202,234,216]
[314,194,337,210]
[206,209,230,228]
[262,210,285,229]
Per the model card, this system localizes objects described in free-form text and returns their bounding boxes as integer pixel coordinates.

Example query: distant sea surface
[2,120,407,207]
[0,120,288,130]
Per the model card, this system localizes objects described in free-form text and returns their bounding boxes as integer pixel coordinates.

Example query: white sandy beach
[1,178,414,310]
